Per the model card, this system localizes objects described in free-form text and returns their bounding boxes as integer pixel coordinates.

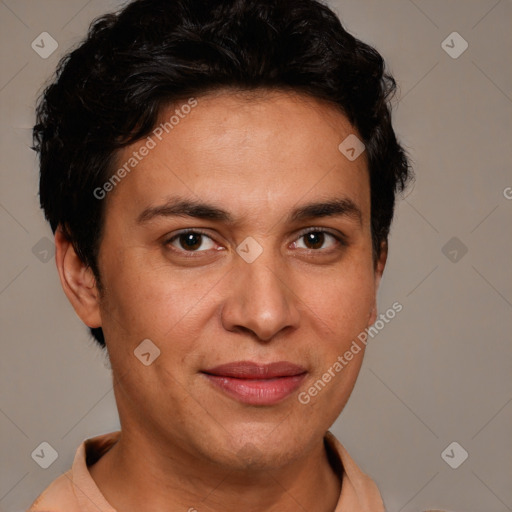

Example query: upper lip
[202,361,307,379]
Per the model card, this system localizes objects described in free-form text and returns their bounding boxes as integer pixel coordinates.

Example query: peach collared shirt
[28,431,384,512]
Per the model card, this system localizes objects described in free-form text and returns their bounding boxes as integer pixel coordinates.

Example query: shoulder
[27,430,120,512]
[27,470,80,511]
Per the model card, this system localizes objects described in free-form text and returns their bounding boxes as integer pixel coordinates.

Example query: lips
[204,361,307,379]
[202,361,307,406]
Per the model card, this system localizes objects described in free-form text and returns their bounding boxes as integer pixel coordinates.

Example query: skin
[56,90,386,512]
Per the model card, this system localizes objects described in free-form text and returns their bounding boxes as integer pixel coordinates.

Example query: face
[75,91,384,470]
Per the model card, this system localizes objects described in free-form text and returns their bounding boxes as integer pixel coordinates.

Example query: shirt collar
[64,430,384,512]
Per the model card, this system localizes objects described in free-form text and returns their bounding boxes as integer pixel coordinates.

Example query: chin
[203,426,306,471]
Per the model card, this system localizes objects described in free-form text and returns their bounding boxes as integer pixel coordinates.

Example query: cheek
[300,262,376,340]
[296,267,374,420]
[99,252,222,354]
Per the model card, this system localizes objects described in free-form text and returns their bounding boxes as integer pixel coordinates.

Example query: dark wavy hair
[33,0,412,347]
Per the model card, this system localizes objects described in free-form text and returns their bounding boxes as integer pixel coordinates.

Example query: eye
[167,231,217,252]
[292,229,343,251]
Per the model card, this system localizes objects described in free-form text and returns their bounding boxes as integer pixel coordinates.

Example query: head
[34,0,411,469]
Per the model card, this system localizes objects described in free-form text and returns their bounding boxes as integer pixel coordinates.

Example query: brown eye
[293,230,339,251]
[303,232,325,250]
[179,233,202,250]
[168,231,216,252]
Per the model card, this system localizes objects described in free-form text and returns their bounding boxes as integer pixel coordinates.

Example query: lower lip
[203,373,306,406]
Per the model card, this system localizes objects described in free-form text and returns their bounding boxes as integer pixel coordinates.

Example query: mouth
[201,361,307,406]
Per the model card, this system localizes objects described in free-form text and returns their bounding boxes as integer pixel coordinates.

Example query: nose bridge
[221,245,300,341]
[245,251,288,306]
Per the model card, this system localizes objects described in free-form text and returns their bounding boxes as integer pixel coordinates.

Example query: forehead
[151,90,360,169]
[107,90,370,224]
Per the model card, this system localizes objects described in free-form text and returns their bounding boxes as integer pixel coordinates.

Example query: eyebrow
[290,198,362,224]
[136,197,362,225]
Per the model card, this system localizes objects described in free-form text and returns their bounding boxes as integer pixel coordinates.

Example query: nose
[221,251,301,342]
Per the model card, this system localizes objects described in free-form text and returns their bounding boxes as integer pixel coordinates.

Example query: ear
[54,227,102,328]
[368,241,388,326]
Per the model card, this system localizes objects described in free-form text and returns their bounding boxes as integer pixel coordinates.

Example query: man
[29,0,411,510]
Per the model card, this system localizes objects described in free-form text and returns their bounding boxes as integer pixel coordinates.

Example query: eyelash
[164,227,347,256]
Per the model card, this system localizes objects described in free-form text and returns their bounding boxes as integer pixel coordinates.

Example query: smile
[202,361,307,406]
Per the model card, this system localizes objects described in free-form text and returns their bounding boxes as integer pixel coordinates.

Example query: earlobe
[55,227,102,328]
[368,241,388,326]
[374,241,388,289]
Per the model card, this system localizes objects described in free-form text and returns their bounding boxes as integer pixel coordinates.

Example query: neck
[89,427,341,512]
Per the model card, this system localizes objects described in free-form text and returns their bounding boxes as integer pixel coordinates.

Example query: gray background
[0,0,511,511]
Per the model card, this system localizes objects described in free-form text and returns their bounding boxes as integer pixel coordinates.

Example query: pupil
[305,232,324,249]
[181,233,202,250]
